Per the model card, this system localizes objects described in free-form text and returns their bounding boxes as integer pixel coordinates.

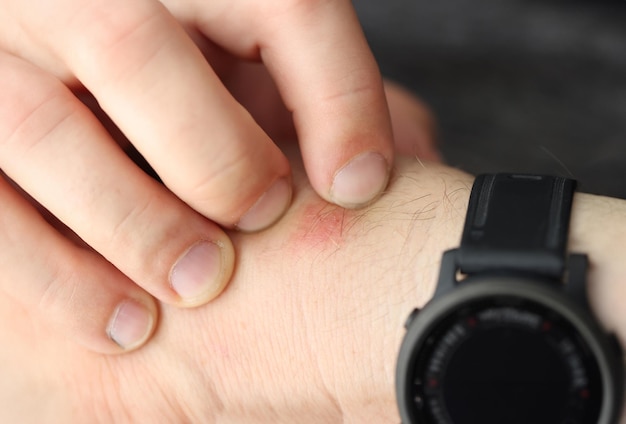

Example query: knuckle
[320,72,381,104]
[69,1,172,85]
[36,251,84,323]
[103,191,191,291]
[106,195,157,252]
[0,58,76,157]
[183,149,267,221]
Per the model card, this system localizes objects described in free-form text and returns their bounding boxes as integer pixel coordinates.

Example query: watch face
[403,295,606,424]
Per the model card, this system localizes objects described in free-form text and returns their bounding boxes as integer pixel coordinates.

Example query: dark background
[354,0,626,198]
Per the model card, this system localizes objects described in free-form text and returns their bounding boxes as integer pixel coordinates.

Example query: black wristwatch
[396,174,624,424]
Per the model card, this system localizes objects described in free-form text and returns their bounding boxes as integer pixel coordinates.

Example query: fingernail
[170,241,224,305]
[237,178,292,232]
[107,300,154,351]
[330,152,389,208]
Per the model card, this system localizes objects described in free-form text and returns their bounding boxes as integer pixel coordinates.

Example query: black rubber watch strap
[457,174,576,279]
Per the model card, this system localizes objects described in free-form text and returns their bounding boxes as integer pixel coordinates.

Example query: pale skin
[0,0,441,353]
[2,146,626,423]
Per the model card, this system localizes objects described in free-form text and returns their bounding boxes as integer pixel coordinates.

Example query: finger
[191,0,395,208]
[27,0,291,231]
[0,176,157,353]
[0,52,234,308]
[383,81,442,161]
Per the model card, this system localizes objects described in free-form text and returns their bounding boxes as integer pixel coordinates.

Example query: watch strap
[457,173,576,279]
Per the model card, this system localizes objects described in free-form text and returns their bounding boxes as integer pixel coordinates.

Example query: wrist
[315,166,626,422]
[570,193,626,343]
[393,174,626,424]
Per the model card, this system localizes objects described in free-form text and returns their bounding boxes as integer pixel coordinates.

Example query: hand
[0,0,438,354]
[2,148,626,423]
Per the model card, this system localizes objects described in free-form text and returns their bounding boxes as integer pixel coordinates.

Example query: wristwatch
[396,174,624,424]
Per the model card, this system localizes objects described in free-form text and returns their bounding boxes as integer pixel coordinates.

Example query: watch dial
[410,297,603,424]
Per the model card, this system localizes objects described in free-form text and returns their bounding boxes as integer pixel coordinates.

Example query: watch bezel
[396,275,624,424]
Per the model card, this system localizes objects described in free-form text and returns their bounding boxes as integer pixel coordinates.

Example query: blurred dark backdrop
[354,0,626,197]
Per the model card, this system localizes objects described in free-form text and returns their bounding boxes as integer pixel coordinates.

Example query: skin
[2,148,626,423]
[0,0,440,353]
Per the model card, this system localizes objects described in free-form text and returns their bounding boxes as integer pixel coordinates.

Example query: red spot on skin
[287,196,354,251]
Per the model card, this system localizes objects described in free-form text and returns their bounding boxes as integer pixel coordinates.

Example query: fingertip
[106,297,158,352]
[329,151,390,208]
[169,238,235,307]
[236,177,293,232]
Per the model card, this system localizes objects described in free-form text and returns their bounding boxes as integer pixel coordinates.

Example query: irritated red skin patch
[288,197,354,250]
